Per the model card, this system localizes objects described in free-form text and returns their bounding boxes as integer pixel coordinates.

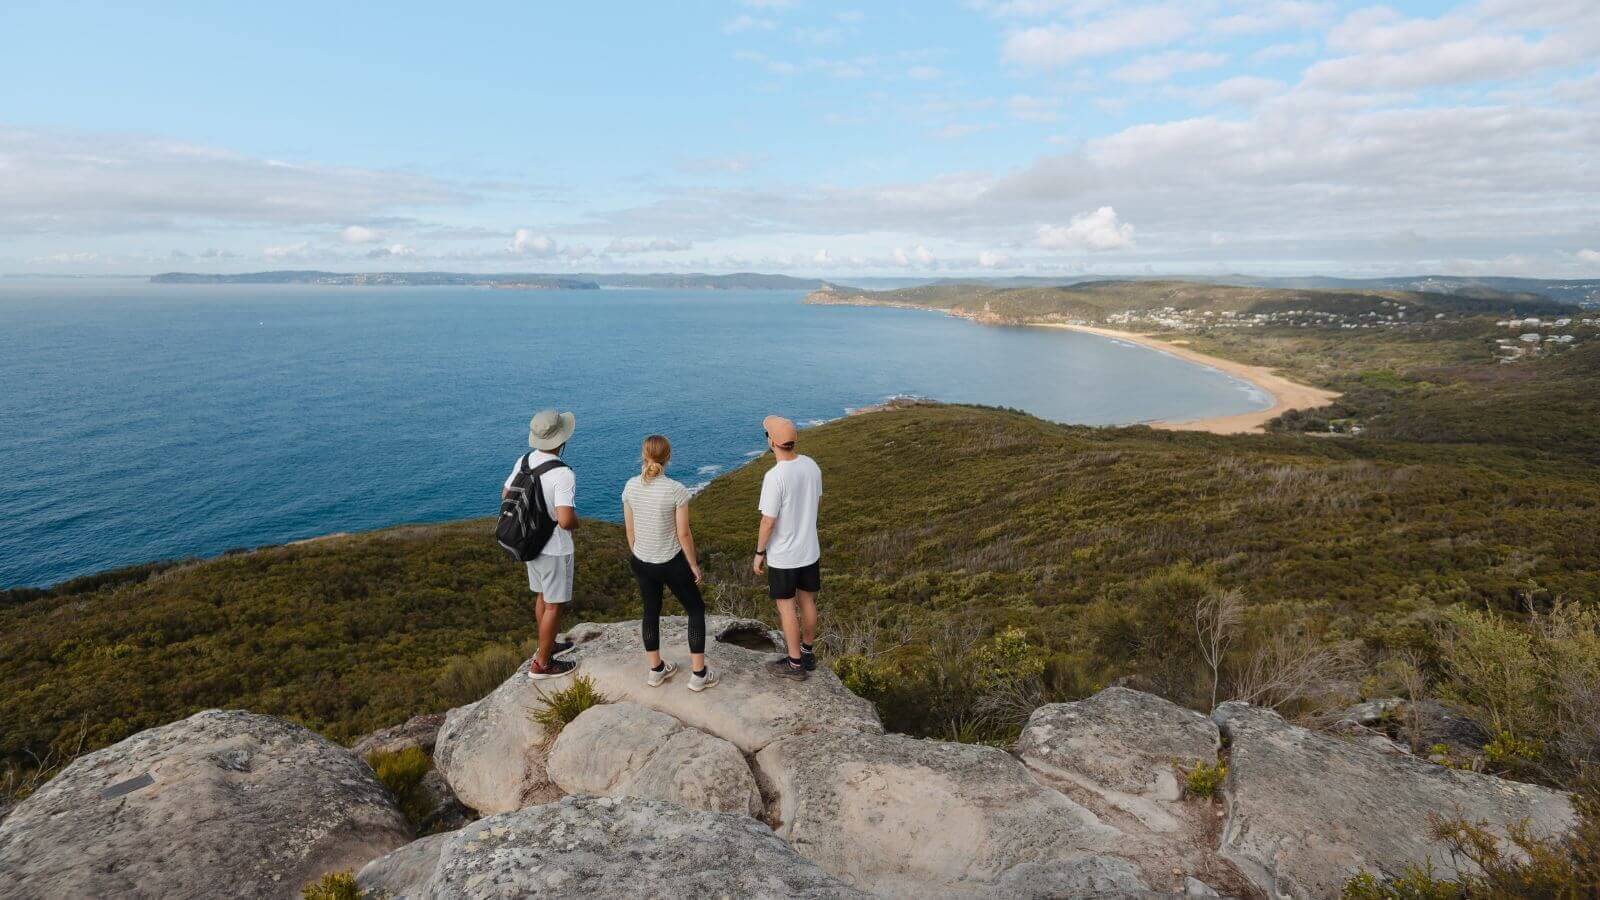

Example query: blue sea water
[0,281,1270,587]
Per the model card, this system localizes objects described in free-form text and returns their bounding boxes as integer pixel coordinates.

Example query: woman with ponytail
[622,435,716,691]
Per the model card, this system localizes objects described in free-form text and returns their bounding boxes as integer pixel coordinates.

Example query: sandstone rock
[415,768,472,834]
[1214,701,1576,899]
[0,710,411,900]
[356,832,451,900]
[546,702,761,816]
[351,712,447,757]
[432,657,557,815]
[563,615,882,753]
[357,795,867,899]
[1018,687,1219,832]
[754,728,1144,898]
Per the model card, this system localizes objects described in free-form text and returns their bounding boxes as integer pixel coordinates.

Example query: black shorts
[767,560,821,600]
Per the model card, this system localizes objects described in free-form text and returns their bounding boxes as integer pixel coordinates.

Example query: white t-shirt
[504,450,576,556]
[758,454,822,569]
[622,475,691,564]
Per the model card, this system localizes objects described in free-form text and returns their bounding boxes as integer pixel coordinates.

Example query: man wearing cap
[752,415,824,681]
[504,409,580,680]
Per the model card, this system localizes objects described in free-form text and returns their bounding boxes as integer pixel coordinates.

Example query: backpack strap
[530,459,569,477]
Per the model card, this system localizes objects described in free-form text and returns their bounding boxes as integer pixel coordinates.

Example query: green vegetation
[0,520,637,766]
[1182,760,1228,800]
[1341,774,1600,898]
[302,871,362,900]
[528,675,609,740]
[3,281,1598,798]
[366,746,433,828]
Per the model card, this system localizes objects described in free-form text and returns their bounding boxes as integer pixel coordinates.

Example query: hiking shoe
[552,639,575,657]
[530,656,578,680]
[645,660,678,687]
[688,668,719,692]
[766,657,808,681]
[800,649,817,672]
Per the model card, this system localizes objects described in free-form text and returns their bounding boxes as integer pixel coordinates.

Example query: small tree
[1194,588,1243,709]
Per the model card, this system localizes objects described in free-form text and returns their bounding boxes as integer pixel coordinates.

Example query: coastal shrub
[302,871,362,900]
[366,747,432,827]
[1342,772,1600,898]
[1182,760,1227,800]
[529,675,608,740]
[434,642,527,708]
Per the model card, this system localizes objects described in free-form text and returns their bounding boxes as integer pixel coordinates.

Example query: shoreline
[1032,323,1341,434]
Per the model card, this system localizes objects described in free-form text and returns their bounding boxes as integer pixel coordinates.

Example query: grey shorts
[526,553,574,604]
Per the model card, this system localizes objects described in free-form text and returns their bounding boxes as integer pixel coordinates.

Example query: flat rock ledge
[547,701,762,817]
[0,709,411,900]
[358,794,866,899]
[436,615,882,816]
[1019,687,1219,832]
[755,728,1147,898]
[1214,701,1576,900]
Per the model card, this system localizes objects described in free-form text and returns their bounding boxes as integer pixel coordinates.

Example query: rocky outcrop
[563,616,883,753]
[546,702,762,817]
[357,795,866,899]
[1019,686,1219,832]
[0,709,411,900]
[351,712,446,757]
[754,728,1145,897]
[432,658,559,815]
[1214,701,1576,899]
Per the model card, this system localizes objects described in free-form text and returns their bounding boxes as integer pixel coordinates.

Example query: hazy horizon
[3,1,1597,280]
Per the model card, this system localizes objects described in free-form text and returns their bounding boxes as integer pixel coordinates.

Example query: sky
[2,0,1597,278]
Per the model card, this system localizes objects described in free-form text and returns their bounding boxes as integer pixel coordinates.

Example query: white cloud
[509,230,558,257]
[1251,40,1318,63]
[1112,50,1227,84]
[1001,6,1191,68]
[605,237,693,254]
[1036,207,1136,251]
[914,245,936,265]
[340,225,382,244]
[1210,1,1331,36]
[1579,249,1600,264]
[1008,94,1061,122]
[978,250,1010,267]
[907,65,941,80]
[813,248,832,264]
[0,127,464,237]
[1203,75,1287,105]
[263,241,312,260]
[367,243,417,259]
[723,15,777,34]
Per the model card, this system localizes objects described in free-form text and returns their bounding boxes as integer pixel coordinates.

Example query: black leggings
[631,551,706,654]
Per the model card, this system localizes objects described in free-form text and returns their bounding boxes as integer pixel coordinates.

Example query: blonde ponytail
[641,434,671,480]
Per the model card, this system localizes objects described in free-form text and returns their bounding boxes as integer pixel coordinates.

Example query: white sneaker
[645,660,678,687]
[688,668,719,692]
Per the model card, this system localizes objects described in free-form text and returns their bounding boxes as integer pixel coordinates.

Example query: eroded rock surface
[357,795,866,899]
[0,710,411,900]
[755,728,1144,898]
[1214,701,1575,900]
[547,701,761,816]
[563,616,883,754]
[1019,686,1220,832]
[432,658,558,815]
[352,712,447,758]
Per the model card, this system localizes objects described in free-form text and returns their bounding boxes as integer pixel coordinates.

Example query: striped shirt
[622,475,691,563]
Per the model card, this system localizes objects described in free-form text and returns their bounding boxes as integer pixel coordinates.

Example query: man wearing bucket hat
[503,408,580,680]
[752,415,824,681]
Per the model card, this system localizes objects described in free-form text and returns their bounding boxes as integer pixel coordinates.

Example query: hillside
[807,279,1579,323]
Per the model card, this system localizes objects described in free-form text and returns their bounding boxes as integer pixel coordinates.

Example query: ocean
[0,281,1269,587]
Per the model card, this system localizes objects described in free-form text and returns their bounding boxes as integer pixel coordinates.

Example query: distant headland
[148,271,850,291]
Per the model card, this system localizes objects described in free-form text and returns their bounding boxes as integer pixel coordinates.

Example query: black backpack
[496,454,570,562]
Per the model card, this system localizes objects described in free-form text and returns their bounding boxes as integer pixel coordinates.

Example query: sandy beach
[1033,323,1341,434]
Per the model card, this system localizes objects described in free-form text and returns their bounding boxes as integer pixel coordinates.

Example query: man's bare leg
[795,590,819,648]
[535,594,558,665]
[774,597,803,658]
